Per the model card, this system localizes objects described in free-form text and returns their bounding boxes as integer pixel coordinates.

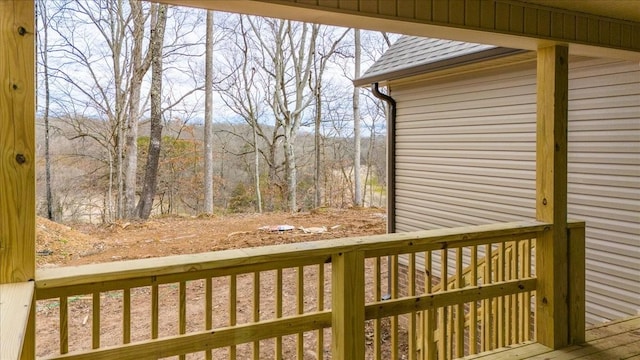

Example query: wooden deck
[463,315,640,359]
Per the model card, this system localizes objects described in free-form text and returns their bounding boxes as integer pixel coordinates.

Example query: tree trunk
[203,10,214,214]
[37,0,54,220]
[284,134,297,212]
[314,80,322,208]
[253,125,262,213]
[136,4,167,219]
[353,28,362,207]
[124,0,148,218]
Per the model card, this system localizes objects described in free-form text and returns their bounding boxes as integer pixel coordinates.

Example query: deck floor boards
[462,315,640,360]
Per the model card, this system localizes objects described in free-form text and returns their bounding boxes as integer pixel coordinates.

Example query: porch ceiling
[522,0,640,22]
[156,0,640,60]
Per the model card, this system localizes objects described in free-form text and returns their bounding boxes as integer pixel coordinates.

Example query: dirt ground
[35,207,399,359]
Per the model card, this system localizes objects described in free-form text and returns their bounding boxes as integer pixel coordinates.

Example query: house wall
[391,57,640,325]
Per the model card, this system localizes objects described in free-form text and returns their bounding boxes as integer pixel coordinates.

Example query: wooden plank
[0,282,34,360]
[374,257,382,360]
[483,244,492,351]
[359,0,377,14]
[497,243,505,348]
[432,0,449,23]
[60,296,68,354]
[123,288,131,344]
[469,245,478,355]
[92,292,100,349]
[397,0,414,18]
[229,274,236,358]
[20,295,34,360]
[338,0,357,11]
[465,0,481,27]
[465,317,640,360]
[449,0,464,25]
[461,340,538,359]
[408,253,416,360]
[316,264,324,359]
[47,312,332,360]
[415,0,432,21]
[296,267,303,359]
[568,224,585,344]
[479,0,495,29]
[563,14,576,40]
[151,284,158,339]
[524,7,537,35]
[526,327,640,359]
[179,282,186,360]
[537,9,551,37]
[424,251,435,360]
[438,249,449,359]
[331,250,365,360]
[455,248,464,358]
[365,278,537,320]
[0,2,36,350]
[391,254,399,360]
[463,342,552,359]
[609,22,621,46]
[378,0,395,16]
[495,2,510,31]
[275,269,282,359]
[0,0,36,285]
[205,278,212,360]
[551,12,564,38]
[586,316,640,342]
[510,4,524,33]
[536,44,569,349]
[253,272,261,360]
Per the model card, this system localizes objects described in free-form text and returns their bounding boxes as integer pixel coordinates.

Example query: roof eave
[353,47,528,87]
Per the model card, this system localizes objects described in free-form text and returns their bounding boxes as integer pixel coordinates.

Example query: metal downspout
[372,83,397,301]
[371,82,397,234]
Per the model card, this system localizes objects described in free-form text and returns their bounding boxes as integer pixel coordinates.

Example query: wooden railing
[0,282,34,360]
[32,220,584,360]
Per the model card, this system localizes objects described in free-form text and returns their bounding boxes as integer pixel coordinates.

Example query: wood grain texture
[536,44,569,349]
[46,312,332,360]
[568,223,586,344]
[0,0,35,284]
[331,250,365,360]
[0,282,33,360]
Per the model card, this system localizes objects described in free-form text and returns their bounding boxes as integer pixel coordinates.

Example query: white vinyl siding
[392,57,640,325]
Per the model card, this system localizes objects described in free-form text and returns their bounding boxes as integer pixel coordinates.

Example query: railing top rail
[36,220,552,291]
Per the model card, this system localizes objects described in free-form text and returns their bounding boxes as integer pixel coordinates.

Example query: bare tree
[312,26,350,208]
[250,18,319,212]
[123,0,154,218]
[216,15,273,212]
[203,10,214,214]
[353,28,362,207]
[136,4,168,219]
[36,0,55,220]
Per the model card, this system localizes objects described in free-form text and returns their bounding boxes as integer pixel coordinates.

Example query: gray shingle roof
[354,36,521,86]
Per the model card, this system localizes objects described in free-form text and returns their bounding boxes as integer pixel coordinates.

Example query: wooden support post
[332,250,365,360]
[0,0,36,282]
[568,222,586,344]
[0,1,36,358]
[535,44,569,349]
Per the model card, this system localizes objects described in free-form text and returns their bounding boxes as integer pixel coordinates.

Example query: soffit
[520,0,640,22]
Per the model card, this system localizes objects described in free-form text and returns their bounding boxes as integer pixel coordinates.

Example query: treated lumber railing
[0,282,34,360]
[31,220,585,360]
